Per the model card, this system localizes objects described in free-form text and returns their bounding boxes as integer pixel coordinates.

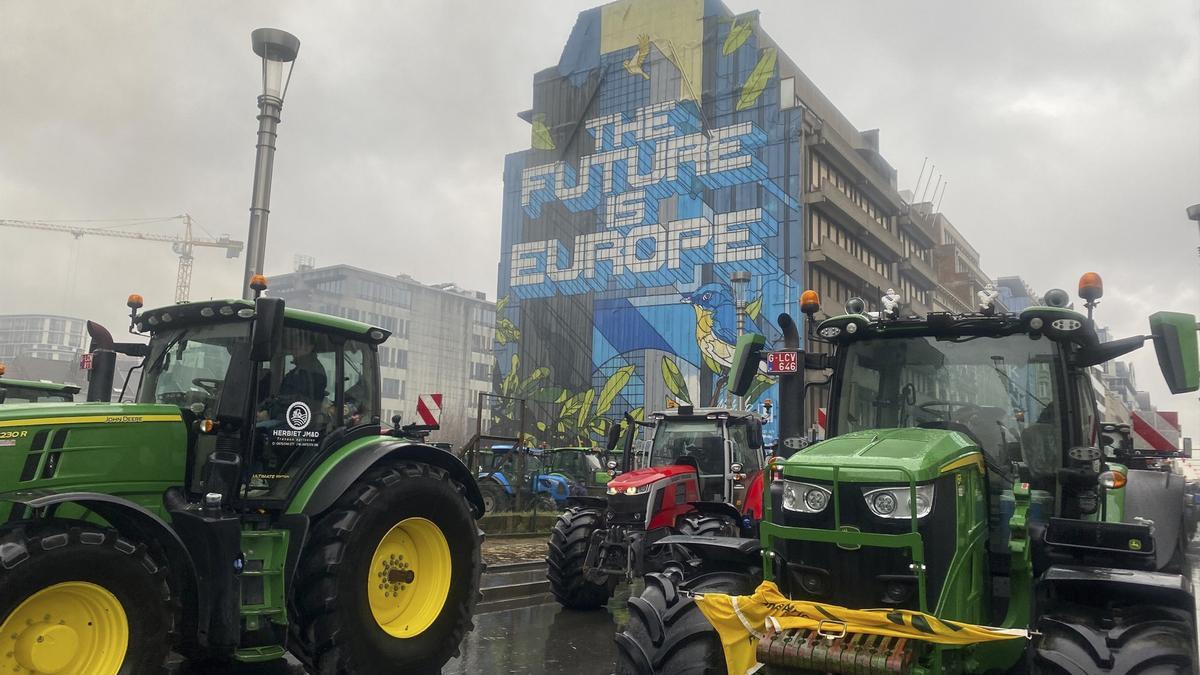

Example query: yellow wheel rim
[0,581,128,674]
[367,517,452,638]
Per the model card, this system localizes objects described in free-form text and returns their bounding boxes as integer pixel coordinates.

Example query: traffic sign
[765,350,798,374]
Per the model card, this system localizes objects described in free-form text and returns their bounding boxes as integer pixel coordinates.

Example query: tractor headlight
[863,484,935,519]
[781,481,831,514]
[609,484,651,496]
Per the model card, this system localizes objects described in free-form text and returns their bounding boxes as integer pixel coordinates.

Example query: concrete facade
[269,265,494,445]
[0,314,89,384]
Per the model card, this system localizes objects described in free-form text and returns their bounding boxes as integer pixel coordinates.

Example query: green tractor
[0,364,80,403]
[616,275,1199,674]
[0,286,484,674]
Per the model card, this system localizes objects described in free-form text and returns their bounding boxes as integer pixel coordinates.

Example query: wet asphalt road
[444,583,637,675]
[190,534,1200,674]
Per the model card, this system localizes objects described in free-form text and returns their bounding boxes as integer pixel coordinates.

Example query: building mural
[496,0,804,445]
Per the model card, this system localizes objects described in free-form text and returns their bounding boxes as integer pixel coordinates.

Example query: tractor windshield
[649,420,727,475]
[139,322,250,417]
[835,334,1063,480]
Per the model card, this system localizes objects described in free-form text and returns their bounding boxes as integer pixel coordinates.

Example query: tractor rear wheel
[1033,602,1196,674]
[479,481,510,514]
[294,461,482,674]
[547,507,613,609]
[0,521,174,675]
[615,571,755,674]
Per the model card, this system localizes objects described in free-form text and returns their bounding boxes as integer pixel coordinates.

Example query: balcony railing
[806,128,905,214]
[806,240,892,293]
[805,180,905,261]
[899,255,937,287]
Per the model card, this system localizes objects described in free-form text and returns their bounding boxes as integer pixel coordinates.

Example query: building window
[471,362,491,381]
[382,378,401,398]
[357,280,412,308]
[471,334,491,353]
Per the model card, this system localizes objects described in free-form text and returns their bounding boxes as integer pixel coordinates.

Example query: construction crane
[0,215,243,302]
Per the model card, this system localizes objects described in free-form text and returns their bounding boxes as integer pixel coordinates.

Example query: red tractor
[546,406,766,609]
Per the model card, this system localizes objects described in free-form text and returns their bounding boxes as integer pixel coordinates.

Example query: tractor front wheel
[0,522,174,675]
[615,571,755,674]
[547,507,614,609]
[295,461,482,674]
[1033,602,1196,674]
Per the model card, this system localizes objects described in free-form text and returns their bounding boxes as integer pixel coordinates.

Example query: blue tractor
[476,445,575,514]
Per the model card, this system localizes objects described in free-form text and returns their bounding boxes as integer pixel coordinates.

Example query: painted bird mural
[623,34,652,80]
[680,283,773,403]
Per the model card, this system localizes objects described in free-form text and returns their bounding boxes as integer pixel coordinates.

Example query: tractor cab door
[244,325,380,501]
[725,420,764,508]
[140,320,254,495]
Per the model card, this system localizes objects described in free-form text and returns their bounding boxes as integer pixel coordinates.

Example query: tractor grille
[607,493,650,527]
[770,475,956,611]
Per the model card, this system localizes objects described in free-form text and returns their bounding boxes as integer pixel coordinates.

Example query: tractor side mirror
[748,422,764,450]
[250,297,285,362]
[606,422,622,451]
[729,332,766,397]
[1149,312,1199,394]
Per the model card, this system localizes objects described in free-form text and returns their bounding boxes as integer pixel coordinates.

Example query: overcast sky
[2,0,1198,436]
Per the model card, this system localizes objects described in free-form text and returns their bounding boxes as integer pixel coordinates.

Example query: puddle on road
[446,579,642,674]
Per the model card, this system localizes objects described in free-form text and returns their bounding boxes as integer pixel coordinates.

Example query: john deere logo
[1129,538,1142,551]
[836,525,862,551]
[286,402,311,430]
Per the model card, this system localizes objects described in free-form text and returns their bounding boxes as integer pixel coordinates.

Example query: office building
[0,314,89,384]
[495,0,970,443]
[269,265,495,445]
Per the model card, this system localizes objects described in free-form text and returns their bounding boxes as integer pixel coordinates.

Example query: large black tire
[547,507,614,609]
[294,461,483,674]
[479,480,511,514]
[615,571,755,674]
[0,521,174,674]
[1033,603,1196,674]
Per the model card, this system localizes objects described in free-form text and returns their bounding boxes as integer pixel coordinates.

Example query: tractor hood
[0,402,184,427]
[608,464,696,490]
[782,427,982,484]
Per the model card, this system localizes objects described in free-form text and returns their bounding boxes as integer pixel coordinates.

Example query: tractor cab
[543,446,611,495]
[637,407,765,509]
[0,364,80,403]
[88,287,391,508]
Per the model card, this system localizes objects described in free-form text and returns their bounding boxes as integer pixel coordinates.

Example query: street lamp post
[242,28,300,299]
[1188,204,1200,261]
[730,271,751,409]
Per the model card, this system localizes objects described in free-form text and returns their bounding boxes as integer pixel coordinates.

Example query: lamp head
[251,28,300,103]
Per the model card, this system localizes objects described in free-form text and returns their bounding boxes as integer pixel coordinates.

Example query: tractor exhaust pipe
[776,313,807,457]
[85,321,117,403]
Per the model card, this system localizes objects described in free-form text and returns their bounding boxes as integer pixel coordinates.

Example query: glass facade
[496,0,806,444]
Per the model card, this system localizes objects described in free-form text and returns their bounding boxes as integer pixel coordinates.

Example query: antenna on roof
[910,157,928,203]
[919,166,938,203]
[934,181,949,213]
